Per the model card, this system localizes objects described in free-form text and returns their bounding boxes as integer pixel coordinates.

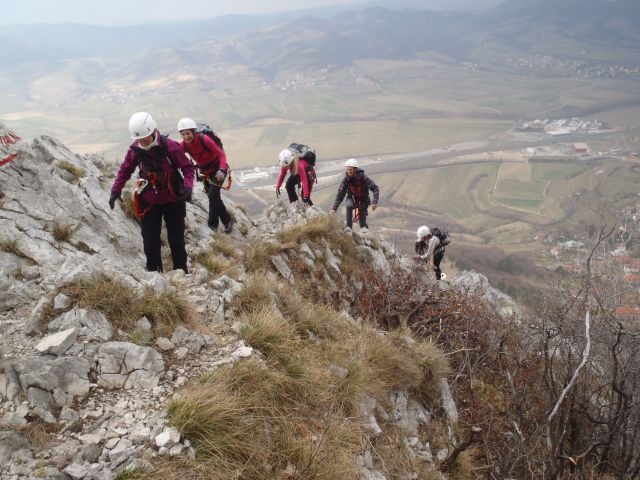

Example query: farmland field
[2,53,640,302]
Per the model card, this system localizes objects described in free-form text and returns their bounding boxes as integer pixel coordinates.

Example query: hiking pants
[207,184,231,229]
[141,200,188,273]
[285,174,301,203]
[433,250,445,280]
[346,197,368,229]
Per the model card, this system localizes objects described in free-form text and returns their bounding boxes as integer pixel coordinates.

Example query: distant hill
[2,0,639,72]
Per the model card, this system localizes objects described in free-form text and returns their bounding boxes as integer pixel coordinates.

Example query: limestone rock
[0,430,33,464]
[271,254,294,284]
[5,356,91,416]
[35,327,78,355]
[49,308,113,341]
[97,342,165,390]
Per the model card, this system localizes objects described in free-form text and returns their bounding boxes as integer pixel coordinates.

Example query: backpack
[431,226,451,246]
[196,123,224,151]
[288,143,316,167]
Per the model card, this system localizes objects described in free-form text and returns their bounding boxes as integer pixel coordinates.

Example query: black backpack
[288,143,316,167]
[196,123,224,151]
[431,226,451,246]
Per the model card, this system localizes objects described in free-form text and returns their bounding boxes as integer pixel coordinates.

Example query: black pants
[141,201,188,273]
[433,250,445,280]
[207,184,231,229]
[345,197,368,229]
[285,174,301,203]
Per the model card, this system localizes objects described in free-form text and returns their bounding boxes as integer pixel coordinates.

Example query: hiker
[275,144,316,208]
[414,225,448,281]
[177,117,234,233]
[109,112,195,273]
[330,158,379,229]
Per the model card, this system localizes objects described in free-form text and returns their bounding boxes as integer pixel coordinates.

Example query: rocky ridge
[0,134,518,479]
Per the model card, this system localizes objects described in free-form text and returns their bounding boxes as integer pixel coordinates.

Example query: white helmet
[278,149,294,167]
[177,117,197,132]
[129,112,157,139]
[417,226,430,239]
[345,158,359,168]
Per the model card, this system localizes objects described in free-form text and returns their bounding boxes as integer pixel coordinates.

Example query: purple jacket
[111,135,195,206]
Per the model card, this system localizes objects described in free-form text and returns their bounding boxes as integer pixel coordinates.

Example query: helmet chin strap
[138,131,159,151]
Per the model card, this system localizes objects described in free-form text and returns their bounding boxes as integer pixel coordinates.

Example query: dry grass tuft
[113,468,148,480]
[228,273,273,315]
[448,450,477,480]
[238,306,295,357]
[139,289,191,337]
[74,241,96,254]
[168,358,363,480]
[18,420,58,451]
[210,232,238,258]
[58,160,86,181]
[276,215,360,275]
[242,240,285,273]
[52,222,73,242]
[162,284,449,480]
[277,289,342,339]
[0,237,37,264]
[119,192,141,223]
[61,274,190,335]
[194,250,238,279]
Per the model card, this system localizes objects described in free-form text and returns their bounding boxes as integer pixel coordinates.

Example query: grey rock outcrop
[1,356,91,419]
[49,308,113,341]
[452,270,520,317]
[97,342,164,390]
[35,327,78,355]
[0,430,33,464]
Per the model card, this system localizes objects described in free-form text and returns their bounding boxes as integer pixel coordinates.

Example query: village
[540,203,640,319]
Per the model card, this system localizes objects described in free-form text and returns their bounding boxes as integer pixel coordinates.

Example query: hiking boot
[223,219,235,234]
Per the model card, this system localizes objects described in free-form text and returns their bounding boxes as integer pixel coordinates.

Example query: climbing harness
[133,178,153,219]
[201,167,233,191]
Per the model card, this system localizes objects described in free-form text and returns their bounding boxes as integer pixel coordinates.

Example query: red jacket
[180,133,227,172]
[276,158,312,198]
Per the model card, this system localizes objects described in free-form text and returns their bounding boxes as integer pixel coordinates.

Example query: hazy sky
[1,0,364,25]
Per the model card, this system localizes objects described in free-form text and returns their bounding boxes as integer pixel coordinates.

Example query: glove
[176,188,192,203]
[329,209,336,214]
[215,170,226,184]
[109,192,121,210]
[302,197,312,206]
[275,187,281,198]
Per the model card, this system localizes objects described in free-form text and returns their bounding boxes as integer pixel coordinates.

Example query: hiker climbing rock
[330,158,379,230]
[275,143,316,208]
[178,117,234,233]
[414,225,450,281]
[110,112,195,273]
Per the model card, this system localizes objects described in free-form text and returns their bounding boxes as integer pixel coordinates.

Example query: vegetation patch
[119,192,141,223]
[194,250,238,279]
[61,274,190,335]
[275,215,359,274]
[209,232,238,258]
[228,273,273,315]
[242,239,285,273]
[52,222,73,242]
[0,237,37,264]
[113,468,147,480]
[57,160,86,182]
[153,287,448,480]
